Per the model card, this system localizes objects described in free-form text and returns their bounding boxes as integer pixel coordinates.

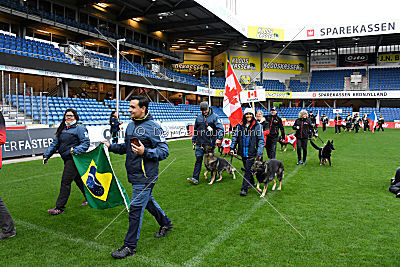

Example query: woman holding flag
[229,108,265,196]
[43,109,90,215]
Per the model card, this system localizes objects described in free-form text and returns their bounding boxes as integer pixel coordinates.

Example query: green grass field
[1,127,400,266]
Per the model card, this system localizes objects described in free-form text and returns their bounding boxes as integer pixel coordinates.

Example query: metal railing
[1,71,49,125]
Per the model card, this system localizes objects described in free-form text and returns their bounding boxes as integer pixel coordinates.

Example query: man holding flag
[367,111,378,133]
[103,96,172,259]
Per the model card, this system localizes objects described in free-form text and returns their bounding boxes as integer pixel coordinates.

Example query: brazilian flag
[72,143,130,210]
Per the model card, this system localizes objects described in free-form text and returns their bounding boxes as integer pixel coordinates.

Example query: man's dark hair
[131,95,149,111]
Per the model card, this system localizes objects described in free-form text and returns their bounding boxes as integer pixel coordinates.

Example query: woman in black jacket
[293,110,312,165]
[110,111,122,144]
[230,108,265,196]
[43,109,90,215]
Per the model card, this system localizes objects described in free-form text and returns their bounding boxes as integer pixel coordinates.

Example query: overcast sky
[236,0,399,28]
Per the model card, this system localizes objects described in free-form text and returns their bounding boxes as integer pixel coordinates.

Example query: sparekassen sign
[291,90,400,99]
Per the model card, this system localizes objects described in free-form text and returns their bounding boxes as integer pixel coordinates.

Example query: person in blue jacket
[187,102,224,185]
[229,108,265,196]
[43,108,90,215]
[110,111,122,144]
[103,96,172,259]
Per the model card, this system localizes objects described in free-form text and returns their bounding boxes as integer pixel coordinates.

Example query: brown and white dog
[278,134,297,152]
[202,145,236,184]
[251,159,285,197]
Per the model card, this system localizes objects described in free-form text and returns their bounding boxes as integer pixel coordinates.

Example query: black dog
[310,140,335,166]
[202,145,236,184]
[251,159,285,197]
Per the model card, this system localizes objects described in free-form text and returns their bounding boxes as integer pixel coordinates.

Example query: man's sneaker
[155,222,173,238]
[396,193,400,198]
[240,190,247,197]
[0,230,16,240]
[187,178,199,185]
[297,161,303,165]
[47,208,64,215]
[111,246,136,259]
[302,161,306,165]
[80,201,89,206]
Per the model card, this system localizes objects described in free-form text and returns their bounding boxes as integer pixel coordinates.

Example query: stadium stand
[289,80,309,92]
[369,67,400,91]
[211,106,229,119]
[0,32,210,87]
[0,0,178,59]
[105,100,197,122]
[0,33,71,63]
[255,80,286,91]
[177,104,202,116]
[163,70,204,86]
[200,77,226,89]
[379,108,400,121]
[278,107,353,119]
[309,69,366,91]
[6,94,111,125]
[86,52,157,78]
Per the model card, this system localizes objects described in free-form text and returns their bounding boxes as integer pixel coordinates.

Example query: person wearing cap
[187,102,224,185]
[229,108,264,196]
[264,107,285,159]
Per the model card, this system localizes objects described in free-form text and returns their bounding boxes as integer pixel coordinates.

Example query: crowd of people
[333,112,385,134]
[187,102,321,195]
[0,97,392,260]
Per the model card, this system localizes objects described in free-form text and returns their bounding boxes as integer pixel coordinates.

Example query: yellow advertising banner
[263,58,306,74]
[215,89,225,97]
[231,56,260,71]
[265,91,292,99]
[213,52,227,72]
[378,53,400,63]
[172,61,211,73]
[248,26,284,41]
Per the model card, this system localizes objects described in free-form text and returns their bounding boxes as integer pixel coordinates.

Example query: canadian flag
[223,61,243,127]
[248,91,257,98]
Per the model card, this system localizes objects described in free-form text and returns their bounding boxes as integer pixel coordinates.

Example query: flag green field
[72,143,129,210]
[1,128,400,265]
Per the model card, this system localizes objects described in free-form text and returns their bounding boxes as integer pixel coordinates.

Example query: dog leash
[317,135,325,145]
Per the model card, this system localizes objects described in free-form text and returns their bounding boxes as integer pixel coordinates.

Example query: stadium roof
[77,0,245,54]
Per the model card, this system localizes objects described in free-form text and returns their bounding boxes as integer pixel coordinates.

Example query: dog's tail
[310,140,320,150]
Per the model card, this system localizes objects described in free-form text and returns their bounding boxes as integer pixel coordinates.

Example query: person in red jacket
[334,114,342,134]
[0,111,16,240]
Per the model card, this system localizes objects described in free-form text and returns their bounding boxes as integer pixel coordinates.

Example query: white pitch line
[183,165,302,267]
[14,219,177,266]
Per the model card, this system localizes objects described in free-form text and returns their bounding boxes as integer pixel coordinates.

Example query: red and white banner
[223,61,243,127]
[240,88,266,103]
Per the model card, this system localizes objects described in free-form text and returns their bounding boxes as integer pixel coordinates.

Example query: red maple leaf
[225,84,240,105]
